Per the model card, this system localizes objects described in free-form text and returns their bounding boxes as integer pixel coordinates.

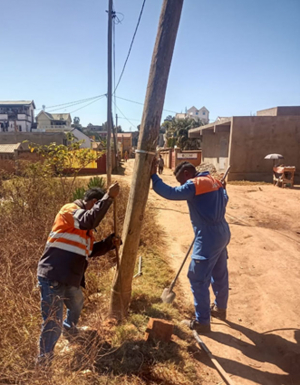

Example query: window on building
[19,126,22,132]
[203,112,206,115]
[196,112,198,115]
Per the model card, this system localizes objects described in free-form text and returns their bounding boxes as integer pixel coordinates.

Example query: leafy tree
[72,116,83,132]
[27,133,101,199]
[162,117,202,150]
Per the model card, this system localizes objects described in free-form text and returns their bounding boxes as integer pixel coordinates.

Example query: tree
[164,114,173,122]
[72,116,83,132]
[162,117,202,149]
[28,133,100,199]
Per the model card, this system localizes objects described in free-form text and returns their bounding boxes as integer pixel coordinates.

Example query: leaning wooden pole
[110,0,184,320]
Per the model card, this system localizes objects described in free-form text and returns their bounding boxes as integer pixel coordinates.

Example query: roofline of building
[0,100,36,108]
[36,110,71,121]
[188,118,232,136]
[188,113,300,138]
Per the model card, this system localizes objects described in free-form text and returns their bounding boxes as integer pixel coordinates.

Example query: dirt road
[122,160,300,385]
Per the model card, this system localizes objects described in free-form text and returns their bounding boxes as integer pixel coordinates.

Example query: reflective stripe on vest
[46,240,87,257]
[46,202,94,259]
[193,175,223,195]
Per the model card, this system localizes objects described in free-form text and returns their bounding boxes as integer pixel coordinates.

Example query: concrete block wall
[201,131,230,172]
[174,149,202,169]
[229,116,300,182]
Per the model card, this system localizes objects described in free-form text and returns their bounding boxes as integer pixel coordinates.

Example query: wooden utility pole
[106,0,113,186]
[112,112,118,172]
[110,0,184,320]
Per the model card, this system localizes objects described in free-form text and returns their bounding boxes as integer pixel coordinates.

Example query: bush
[88,176,105,190]
[72,177,106,202]
[72,186,86,201]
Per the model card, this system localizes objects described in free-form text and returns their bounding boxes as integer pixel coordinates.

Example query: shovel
[161,238,195,304]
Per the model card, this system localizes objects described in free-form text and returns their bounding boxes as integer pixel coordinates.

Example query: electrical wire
[46,98,103,113]
[36,95,104,112]
[115,95,178,114]
[69,95,105,114]
[114,0,146,93]
[113,12,124,24]
[113,100,138,129]
[118,116,141,122]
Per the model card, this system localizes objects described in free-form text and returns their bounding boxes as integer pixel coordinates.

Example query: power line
[114,0,146,93]
[46,97,103,113]
[69,95,105,114]
[115,95,178,114]
[113,100,138,129]
[36,95,104,112]
[118,116,141,122]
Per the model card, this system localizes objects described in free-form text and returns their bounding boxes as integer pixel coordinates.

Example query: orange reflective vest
[46,203,94,260]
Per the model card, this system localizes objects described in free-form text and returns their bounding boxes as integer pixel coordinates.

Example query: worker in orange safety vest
[37,183,120,364]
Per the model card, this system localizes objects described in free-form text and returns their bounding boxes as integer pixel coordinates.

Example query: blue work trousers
[38,276,84,360]
[188,247,229,325]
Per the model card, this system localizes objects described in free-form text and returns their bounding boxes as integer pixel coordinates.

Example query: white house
[175,106,210,124]
[34,111,91,148]
[71,128,91,149]
[35,111,72,130]
[0,100,36,132]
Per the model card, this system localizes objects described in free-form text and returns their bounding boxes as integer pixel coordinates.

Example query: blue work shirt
[151,172,231,260]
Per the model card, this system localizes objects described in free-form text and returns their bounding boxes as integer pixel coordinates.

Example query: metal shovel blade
[161,287,176,304]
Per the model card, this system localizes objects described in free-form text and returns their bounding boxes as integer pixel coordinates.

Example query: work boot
[181,319,211,334]
[63,325,79,341]
[211,303,226,321]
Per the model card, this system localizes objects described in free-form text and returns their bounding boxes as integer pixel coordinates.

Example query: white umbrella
[264,154,284,160]
[264,153,284,167]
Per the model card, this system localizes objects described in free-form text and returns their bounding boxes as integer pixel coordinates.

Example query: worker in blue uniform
[151,161,231,333]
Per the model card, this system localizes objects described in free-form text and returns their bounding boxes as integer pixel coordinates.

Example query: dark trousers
[38,276,84,359]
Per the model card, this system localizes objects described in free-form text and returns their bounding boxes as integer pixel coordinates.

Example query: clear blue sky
[1,0,299,130]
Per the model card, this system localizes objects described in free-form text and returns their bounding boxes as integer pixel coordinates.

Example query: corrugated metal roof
[0,143,22,153]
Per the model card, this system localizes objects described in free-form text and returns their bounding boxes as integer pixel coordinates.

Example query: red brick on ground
[144,318,174,342]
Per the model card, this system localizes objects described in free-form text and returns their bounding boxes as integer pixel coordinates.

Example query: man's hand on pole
[151,157,158,176]
[108,182,120,198]
[112,235,122,249]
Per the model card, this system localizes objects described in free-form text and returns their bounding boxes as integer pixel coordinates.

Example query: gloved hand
[112,235,122,249]
[150,157,158,176]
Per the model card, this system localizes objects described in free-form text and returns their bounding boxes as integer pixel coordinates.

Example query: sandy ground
[122,159,300,385]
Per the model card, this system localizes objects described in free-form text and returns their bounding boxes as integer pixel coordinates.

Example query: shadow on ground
[200,321,300,385]
[69,328,187,384]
